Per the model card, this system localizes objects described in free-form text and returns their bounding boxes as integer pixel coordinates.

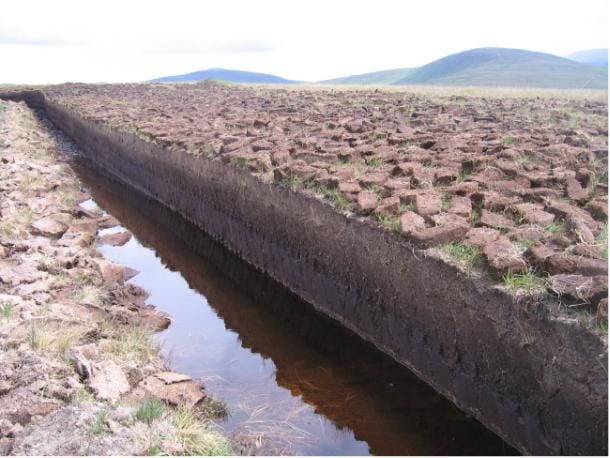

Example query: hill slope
[567,48,608,68]
[150,68,298,84]
[322,68,414,85]
[393,48,607,89]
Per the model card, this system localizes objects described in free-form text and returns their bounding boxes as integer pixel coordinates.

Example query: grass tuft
[171,408,232,456]
[442,242,482,270]
[516,238,535,251]
[136,397,166,425]
[307,183,354,211]
[125,125,155,142]
[517,154,537,166]
[585,171,608,203]
[71,387,95,405]
[458,170,471,182]
[375,214,400,232]
[502,270,547,295]
[0,302,14,320]
[55,331,81,360]
[202,144,216,158]
[70,285,105,306]
[544,220,565,236]
[28,324,52,352]
[571,308,608,336]
[400,202,415,213]
[368,184,385,200]
[90,410,110,436]
[75,269,98,286]
[0,222,15,238]
[366,158,385,168]
[230,157,249,169]
[28,321,86,357]
[287,175,303,191]
[108,327,156,364]
[144,444,165,456]
[336,159,366,178]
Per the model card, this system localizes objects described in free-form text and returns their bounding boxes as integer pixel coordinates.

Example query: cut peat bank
[1,84,607,455]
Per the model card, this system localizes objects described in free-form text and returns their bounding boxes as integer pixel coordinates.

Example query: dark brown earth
[36,83,609,311]
[1,84,607,456]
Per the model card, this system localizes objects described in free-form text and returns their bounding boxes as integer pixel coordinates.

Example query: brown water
[73,159,515,456]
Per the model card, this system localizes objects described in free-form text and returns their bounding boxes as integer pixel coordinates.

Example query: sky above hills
[0,0,607,84]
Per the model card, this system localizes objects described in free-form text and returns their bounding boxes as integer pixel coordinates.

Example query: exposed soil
[0,85,607,455]
[39,82,609,316]
[0,101,231,455]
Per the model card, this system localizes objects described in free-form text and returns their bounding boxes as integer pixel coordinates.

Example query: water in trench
[66,159,516,456]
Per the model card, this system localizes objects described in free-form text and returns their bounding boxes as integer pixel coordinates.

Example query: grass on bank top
[442,242,483,271]
[502,270,547,295]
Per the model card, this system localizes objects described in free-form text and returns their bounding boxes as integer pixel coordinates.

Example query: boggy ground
[46,82,608,333]
[0,100,232,455]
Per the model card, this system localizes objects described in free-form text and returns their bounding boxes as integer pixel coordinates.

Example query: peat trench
[63,125,512,454]
[4,91,607,455]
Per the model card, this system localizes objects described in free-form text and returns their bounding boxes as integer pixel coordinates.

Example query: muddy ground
[41,83,609,328]
[0,100,232,455]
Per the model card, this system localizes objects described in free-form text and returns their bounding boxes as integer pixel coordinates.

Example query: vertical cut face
[44,83,608,318]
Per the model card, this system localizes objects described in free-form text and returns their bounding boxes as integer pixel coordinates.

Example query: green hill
[322,48,607,89]
[394,48,607,89]
[322,68,414,85]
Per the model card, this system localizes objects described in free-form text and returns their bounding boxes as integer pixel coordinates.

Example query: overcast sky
[0,0,607,84]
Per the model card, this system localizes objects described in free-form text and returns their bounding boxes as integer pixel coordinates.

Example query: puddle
[98,225,127,236]
[79,198,99,212]
[71,158,515,455]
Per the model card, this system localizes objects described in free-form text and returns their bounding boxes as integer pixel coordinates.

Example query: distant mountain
[322,68,414,85]
[394,48,607,89]
[322,47,607,89]
[150,68,299,84]
[152,48,607,89]
[567,49,608,68]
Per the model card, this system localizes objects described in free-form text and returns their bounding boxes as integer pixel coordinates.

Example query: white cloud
[0,0,607,83]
